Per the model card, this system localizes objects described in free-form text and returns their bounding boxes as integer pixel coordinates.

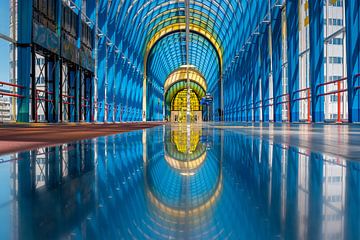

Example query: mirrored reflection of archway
[143,125,223,237]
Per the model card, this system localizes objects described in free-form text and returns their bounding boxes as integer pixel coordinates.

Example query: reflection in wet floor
[0,124,359,239]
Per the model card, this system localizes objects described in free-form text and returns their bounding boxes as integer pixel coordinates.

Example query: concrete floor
[213,122,360,161]
[0,122,163,155]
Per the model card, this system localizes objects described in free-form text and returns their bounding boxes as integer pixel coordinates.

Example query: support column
[83,74,92,122]
[16,0,32,122]
[241,59,246,121]
[97,0,108,122]
[97,41,107,122]
[345,0,360,122]
[309,0,325,122]
[254,39,261,122]
[287,0,300,122]
[261,26,270,122]
[271,5,283,122]
[107,47,115,122]
[69,68,76,122]
[48,58,60,122]
[75,67,81,122]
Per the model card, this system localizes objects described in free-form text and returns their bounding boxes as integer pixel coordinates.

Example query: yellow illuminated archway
[164,66,207,92]
[142,21,223,120]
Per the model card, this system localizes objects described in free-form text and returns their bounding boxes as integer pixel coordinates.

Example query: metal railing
[293,87,311,122]
[0,81,25,98]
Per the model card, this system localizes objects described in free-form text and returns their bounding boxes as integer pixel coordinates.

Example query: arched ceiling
[147,32,219,91]
[164,67,207,93]
[116,0,243,55]
[107,0,249,87]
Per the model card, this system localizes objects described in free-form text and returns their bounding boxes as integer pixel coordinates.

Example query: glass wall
[324,0,347,121]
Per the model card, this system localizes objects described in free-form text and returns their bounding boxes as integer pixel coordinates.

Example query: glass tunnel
[0,0,360,239]
[0,0,357,124]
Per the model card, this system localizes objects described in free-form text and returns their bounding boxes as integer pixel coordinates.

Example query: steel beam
[346,0,360,122]
[16,0,33,122]
[286,0,300,122]
[309,0,325,122]
[271,5,283,122]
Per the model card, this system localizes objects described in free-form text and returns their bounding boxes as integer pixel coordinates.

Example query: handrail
[36,89,53,95]
[0,81,26,98]
[316,77,348,123]
[293,87,310,95]
[317,76,347,88]
[61,94,75,99]
[0,81,25,89]
[0,91,24,98]
[355,73,360,90]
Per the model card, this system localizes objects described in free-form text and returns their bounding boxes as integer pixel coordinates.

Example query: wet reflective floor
[0,123,359,239]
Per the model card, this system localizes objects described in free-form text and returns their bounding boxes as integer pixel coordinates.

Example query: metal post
[45,57,49,122]
[309,0,325,122]
[286,0,300,122]
[31,48,36,122]
[345,0,360,122]
[185,0,191,124]
[271,4,283,122]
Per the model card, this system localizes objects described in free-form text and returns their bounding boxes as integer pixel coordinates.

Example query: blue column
[107,47,115,122]
[248,56,254,122]
[75,0,82,123]
[261,26,270,122]
[309,0,325,122]
[241,58,246,121]
[254,39,261,122]
[16,0,33,122]
[345,0,360,123]
[97,41,107,122]
[114,55,122,122]
[69,69,77,122]
[236,66,242,121]
[85,75,92,122]
[286,0,300,122]
[75,67,80,122]
[97,0,108,122]
[271,5,283,122]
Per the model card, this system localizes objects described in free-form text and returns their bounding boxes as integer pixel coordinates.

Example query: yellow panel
[304,16,309,27]
[172,89,200,112]
[164,67,207,92]
[304,1,309,11]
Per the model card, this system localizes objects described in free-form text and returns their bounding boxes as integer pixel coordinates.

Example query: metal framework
[0,0,356,123]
